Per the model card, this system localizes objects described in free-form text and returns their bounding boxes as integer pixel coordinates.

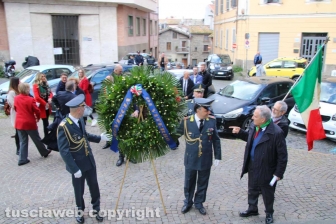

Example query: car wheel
[292,75,301,82]
[241,117,252,131]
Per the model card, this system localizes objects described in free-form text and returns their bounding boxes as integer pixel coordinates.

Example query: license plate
[218,72,224,75]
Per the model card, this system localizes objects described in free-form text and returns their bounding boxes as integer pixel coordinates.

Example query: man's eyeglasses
[272,107,281,112]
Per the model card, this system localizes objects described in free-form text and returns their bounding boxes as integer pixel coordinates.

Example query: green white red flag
[291,47,326,150]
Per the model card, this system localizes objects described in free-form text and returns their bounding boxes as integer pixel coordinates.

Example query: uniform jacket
[147,56,155,65]
[186,99,195,116]
[57,116,101,174]
[135,54,144,65]
[179,77,194,99]
[199,70,212,97]
[237,121,288,185]
[79,77,92,107]
[177,115,221,170]
[190,74,203,85]
[33,84,53,118]
[14,94,40,130]
[273,116,289,138]
[52,91,76,116]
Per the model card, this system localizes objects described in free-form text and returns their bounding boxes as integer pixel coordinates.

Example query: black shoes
[116,158,124,166]
[43,150,52,158]
[18,160,30,166]
[239,208,259,217]
[198,207,207,215]
[95,213,104,222]
[265,213,273,224]
[181,205,192,214]
[75,215,84,223]
[102,142,111,149]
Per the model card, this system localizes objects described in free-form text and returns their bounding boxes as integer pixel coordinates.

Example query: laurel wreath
[96,66,186,163]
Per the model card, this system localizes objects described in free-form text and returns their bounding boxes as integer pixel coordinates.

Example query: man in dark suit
[199,62,212,98]
[134,51,144,66]
[57,94,109,223]
[271,101,289,138]
[179,70,194,100]
[230,105,288,224]
[177,98,221,215]
[52,81,76,117]
[56,73,68,94]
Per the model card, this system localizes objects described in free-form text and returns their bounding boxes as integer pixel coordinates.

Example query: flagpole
[282,37,330,101]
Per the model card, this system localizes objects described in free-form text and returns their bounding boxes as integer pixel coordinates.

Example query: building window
[167,42,171,51]
[172,31,177,39]
[220,0,224,13]
[215,0,218,15]
[226,0,230,11]
[143,19,146,35]
[216,30,218,47]
[220,30,223,48]
[136,17,140,36]
[182,41,187,47]
[225,29,229,49]
[192,59,197,67]
[263,0,281,3]
[232,28,236,49]
[203,45,209,52]
[150,20,153,35]
[154,21,157,35]
[231,0,237,7]
[128,16,133,36]
[204,35,209,42]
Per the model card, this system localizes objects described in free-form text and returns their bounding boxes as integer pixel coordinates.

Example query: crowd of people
[5,60,290,224]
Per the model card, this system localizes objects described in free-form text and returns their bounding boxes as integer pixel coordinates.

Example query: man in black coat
[52,81,76,117]
[199,62,212,98]
[134,51,144,66]
[56,73,68,94]
[57,94,109,223]
[179,70,194,100]
[271,101,289,138]
[230,105,288,224]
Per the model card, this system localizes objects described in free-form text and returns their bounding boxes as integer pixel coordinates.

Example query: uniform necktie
[199,119,204,132]
[78,121,83,131]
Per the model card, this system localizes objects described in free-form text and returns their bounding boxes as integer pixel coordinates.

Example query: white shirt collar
[68,114,80,127]
[194,114,204,128]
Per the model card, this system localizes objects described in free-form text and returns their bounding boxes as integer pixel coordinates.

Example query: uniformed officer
[57,94,109,223]
[186,84,205,116]
[177,98,222,215]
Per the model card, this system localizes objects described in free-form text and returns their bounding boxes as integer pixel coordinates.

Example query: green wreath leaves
[96,66,186,163]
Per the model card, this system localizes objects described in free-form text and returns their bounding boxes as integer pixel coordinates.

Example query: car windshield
[70,69,94,78]
[15,69,39,83]
[122,56,129,60]
[210,55,231,64]
[320,81,336,104]
[219,80,262,100]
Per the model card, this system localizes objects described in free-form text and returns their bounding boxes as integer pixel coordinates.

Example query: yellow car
[248,57,307,81]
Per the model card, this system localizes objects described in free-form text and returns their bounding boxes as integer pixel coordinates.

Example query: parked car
[248,57,307,81]
[206,54,234,80]
[208,77,295,133]
[0,65,75,108]
[167,69,216,98]
[288,77,336,140]
[167,62,175,70]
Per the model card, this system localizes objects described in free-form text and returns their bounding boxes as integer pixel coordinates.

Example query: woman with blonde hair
[78,69,97,126]
[14,83,51,166]
[6,77,20,155]
[33,72,53,137]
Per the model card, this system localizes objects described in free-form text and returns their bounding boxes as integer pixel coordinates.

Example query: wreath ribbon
[110,84,177,152]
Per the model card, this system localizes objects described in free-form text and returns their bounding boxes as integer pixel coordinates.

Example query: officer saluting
[57,94,109,223]
[177,98,221,215]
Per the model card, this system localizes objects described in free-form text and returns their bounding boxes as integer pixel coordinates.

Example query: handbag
[83,105,93,117]
[4,101,11,116]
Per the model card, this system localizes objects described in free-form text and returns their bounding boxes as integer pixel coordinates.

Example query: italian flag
[291,47,326,150]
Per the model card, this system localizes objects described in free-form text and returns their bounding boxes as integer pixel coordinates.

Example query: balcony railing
[175,47,189,52]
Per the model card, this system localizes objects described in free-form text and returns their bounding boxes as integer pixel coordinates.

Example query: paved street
[0,112,336,223]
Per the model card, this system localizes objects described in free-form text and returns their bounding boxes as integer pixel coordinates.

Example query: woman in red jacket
[78,69,97,126]
[15,83,51,166]
[33,72,53,137]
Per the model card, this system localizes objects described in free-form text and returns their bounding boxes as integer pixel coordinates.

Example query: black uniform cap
[65,94,85,108]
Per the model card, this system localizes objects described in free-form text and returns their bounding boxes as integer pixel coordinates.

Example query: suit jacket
[273,116,289,138]
[33,84,53,118]
[190,74,203,85]
[57,116,101,174]
[237,122,288,185]
[56,81,66,94]
[52,91,76,116]
[177,115,221,170]
[199,70,212,97]
[14,94,40,130]
[179,78,194,99]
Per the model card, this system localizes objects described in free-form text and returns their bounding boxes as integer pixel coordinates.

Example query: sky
[159,0,213,19]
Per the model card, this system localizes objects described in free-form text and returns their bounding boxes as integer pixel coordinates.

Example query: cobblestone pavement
[0,115,336,224]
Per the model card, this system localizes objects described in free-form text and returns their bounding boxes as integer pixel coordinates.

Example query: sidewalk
[0,116,335,223]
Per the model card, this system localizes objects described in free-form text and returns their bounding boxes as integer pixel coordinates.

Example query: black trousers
[15,129,20,152]
[42,109,50,137]
[247,160,275,214]
[184,168,211,209]
[71,168,100,212]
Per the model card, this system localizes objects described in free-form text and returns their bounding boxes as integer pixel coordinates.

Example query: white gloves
[100,133,111,142]
[214,160,220,166]
[74,170,82,178]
